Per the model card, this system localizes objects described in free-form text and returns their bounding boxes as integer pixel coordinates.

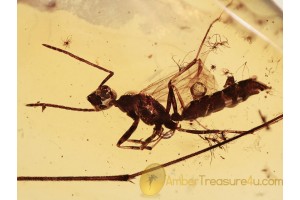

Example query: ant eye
[99,86,113,99]
[87,85,117,110]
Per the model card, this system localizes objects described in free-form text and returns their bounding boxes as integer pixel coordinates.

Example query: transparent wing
[140,17,224,111]
[140,61,217,111]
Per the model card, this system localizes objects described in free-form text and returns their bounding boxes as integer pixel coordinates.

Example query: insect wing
[141,38,218,111]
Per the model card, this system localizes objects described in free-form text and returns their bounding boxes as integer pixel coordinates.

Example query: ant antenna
[42,44,114,87]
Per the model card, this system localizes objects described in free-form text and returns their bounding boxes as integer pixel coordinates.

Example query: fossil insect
[27,16,271,151]
[210,64,217,72]
[62,35,72,48]
[19,3,283,182]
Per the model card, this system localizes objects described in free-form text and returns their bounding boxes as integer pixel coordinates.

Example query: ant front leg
[117,117,145,150]
[117,121,163,150]
[116,115,152,151]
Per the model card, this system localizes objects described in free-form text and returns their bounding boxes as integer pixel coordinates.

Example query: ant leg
[166,2,233,100]
[117,117,141,149]
[173,86,186,110]
[177,127,246,135]
[149,129,175,150]
[166,84,179,114]
[167,85,187,121]
[26,102,98,112]
[116,118,152,150]
[126,139,144,144]
[122,125,165,150]
[167,62,203,120]
[166,58,199,113]
[223,75,236,88]
[140,125,163,150]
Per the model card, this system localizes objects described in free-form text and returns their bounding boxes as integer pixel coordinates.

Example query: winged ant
[19,3,283,182]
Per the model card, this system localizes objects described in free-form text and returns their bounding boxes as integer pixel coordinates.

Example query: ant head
[87,85,117,110]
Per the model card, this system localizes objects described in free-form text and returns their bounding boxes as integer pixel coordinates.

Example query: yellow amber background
[18,0,282,199]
